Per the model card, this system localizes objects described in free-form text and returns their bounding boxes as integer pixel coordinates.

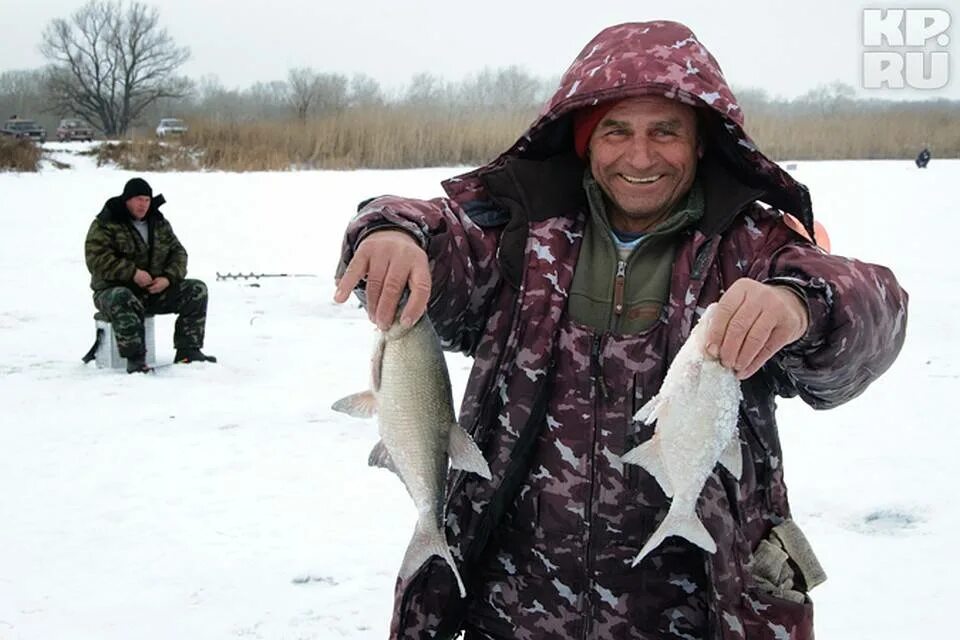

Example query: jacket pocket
[740,519,825,640]
[742,588,814,640]
[748,520,827,596]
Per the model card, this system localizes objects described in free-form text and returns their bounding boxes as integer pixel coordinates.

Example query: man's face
[125,195,151,220]
[588,96,701,233]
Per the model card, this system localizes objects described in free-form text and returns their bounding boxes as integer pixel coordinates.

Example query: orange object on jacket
[784,215,831,253]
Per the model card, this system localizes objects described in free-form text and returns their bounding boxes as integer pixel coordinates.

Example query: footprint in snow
[291,574,339,586]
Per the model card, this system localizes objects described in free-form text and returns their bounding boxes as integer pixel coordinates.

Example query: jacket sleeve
[160,221,188,282]
[85,219,136,283]
[727,208,908,409]
[336,195,504,354]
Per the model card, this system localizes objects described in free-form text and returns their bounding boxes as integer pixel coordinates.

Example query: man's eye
[653,128,678,138]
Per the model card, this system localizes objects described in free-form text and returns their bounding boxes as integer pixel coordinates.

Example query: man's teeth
[621,174,661,184]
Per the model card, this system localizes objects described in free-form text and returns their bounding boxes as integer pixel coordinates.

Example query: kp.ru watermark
[862,8,951,89]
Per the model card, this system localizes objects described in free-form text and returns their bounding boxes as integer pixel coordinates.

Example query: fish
[621,302,743,566]
[331,316,491,597]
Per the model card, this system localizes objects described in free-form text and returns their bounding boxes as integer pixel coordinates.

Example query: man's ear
[694,109,707,159]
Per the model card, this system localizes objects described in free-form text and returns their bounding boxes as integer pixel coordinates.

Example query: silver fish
[621,302,743,566]
[332,316,491,597]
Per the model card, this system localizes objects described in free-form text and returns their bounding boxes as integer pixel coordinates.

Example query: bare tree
[404,72,446,106]
[287,68,319,122]
[287,68,348,120]
[796,82,857,116]
[247,81,289,119]
[40,0,190,135]
[313,73,348,113]
[349,73,384,107]
[457,66,541,110]
[0,70,48,124]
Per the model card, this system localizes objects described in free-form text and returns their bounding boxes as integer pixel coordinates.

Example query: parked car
[56,118,95,142]
[1,117,46,143]
[156,118,188,138]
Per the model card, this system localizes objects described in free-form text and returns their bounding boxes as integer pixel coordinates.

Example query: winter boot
[126,354,152,374]
[174,348,218,364]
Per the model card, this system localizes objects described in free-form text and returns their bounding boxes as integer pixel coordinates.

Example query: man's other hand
[146,276,170,294]
[333,229,431,331]
[133,269,154,288]
[705,279,809,380]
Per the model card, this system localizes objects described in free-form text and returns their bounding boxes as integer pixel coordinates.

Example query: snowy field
[0,144,954,639]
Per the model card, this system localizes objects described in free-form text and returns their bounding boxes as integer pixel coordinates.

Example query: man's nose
[624,138,655,168]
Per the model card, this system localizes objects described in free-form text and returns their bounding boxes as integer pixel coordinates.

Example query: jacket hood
[99,193,167,222]
[443,21,814,238]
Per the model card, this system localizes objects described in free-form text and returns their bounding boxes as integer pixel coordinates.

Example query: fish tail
[631,506,717,567]
[399,515,467,598]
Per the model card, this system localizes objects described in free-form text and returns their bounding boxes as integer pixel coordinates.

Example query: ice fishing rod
[215,271,318,281]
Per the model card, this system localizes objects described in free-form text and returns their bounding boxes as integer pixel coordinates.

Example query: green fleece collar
[567,172,705,334]
[582,170,704,240]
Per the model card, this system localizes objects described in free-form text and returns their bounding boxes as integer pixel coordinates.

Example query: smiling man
[334,21,907,640]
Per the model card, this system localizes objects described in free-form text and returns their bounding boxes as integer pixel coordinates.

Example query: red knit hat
[573,101,619,158]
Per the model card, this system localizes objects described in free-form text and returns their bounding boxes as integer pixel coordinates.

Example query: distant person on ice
[915,146,931,168]
[85,177,216,373]
[334,20,907,640]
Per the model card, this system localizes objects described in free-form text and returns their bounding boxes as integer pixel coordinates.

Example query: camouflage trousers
[93,279,209,358]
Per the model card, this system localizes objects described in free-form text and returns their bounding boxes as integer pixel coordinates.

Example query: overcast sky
[2,0,956,101]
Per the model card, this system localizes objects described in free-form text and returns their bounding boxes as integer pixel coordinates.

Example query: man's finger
[363,254,389,323]
[401,258,431,328]
[738,322,796,380]
[718,300,761,370]
[333,253,369,303]
[705,284,746,358]
[733,311,776,373]
[374,259,410,330]
[737,312,792,380]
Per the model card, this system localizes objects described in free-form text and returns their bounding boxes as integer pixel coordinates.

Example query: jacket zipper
[581,255,628,638]
[612,259,626,320]
[582,331,607,639]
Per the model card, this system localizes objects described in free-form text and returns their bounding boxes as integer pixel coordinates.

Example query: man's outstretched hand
[333,230,431,331]
[705,279,810,380]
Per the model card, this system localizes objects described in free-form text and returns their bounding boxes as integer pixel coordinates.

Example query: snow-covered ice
[0,146,954,639]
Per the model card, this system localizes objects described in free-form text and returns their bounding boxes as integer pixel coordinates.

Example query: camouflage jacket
[337,21,908,640]
[84,194,188,293]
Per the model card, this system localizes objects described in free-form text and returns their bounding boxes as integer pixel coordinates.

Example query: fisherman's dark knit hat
[121,177,153,200]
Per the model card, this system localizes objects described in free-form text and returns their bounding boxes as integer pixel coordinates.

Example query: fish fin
[718,435,743,480]
[331,390,378,418]
[633,394,666,425]
[620,438,674,498]
[631,508,717,567]
[447,423,491,480]
[372,336,385,392]
[399,515,466,598]
[367,440,398,474]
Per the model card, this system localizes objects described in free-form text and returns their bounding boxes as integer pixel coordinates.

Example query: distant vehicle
[156,118,188,138]
[56,118,95,142]
[1,117,46,144]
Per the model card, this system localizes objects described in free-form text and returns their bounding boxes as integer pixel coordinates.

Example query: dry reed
[88,104,960,172]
